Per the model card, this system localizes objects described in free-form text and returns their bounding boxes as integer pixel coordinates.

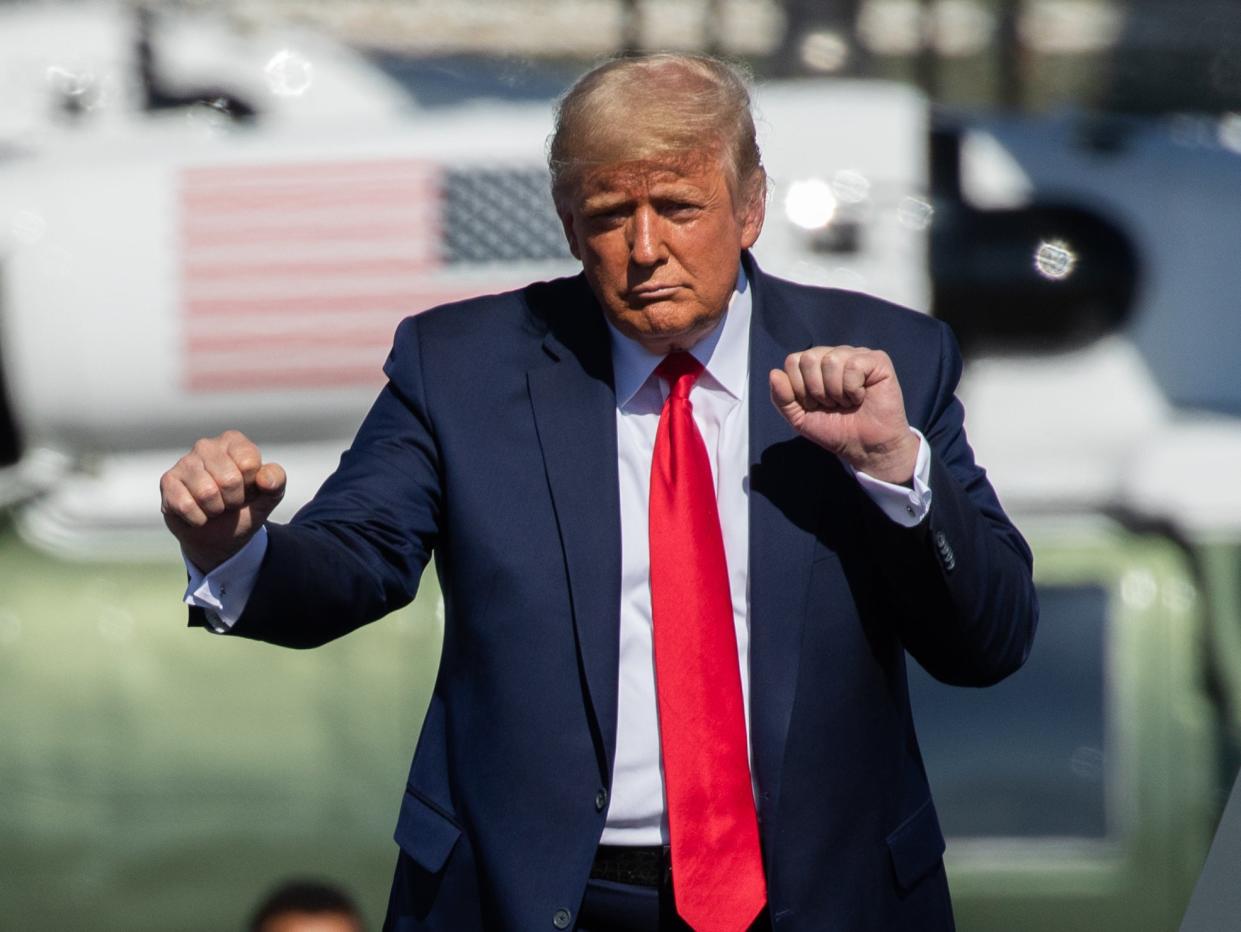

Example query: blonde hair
[548,53,765,211]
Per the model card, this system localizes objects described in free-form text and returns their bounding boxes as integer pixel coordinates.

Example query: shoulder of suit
[759,270,945,339]
[390,274,586,350]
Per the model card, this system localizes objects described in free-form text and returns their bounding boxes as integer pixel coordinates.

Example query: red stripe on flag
[181,221,435,250]
[184,288,490,317]
[182,184,436,214]
[186,328,395,353]
[183,257,436,282]
[185,365,387,392]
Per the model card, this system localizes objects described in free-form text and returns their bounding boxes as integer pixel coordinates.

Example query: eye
[661,200,702,219]
[583,204,629,229]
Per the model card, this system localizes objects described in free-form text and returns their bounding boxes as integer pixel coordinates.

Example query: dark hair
[247,878,363,932]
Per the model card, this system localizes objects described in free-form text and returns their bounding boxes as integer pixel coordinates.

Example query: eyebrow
[649,185,706,202]
[581,193,635,214]
[581,182,707,211]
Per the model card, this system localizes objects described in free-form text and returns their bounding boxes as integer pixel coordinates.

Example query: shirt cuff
[853,428,932,528]
[182,526,269,633]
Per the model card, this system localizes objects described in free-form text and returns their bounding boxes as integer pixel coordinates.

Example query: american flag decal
[178,158,573,392]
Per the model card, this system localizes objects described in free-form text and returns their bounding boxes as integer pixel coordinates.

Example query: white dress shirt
[185,268,933,846]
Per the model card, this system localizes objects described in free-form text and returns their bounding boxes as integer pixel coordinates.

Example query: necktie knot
[656,351,703,400]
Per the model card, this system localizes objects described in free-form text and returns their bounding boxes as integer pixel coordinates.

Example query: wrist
[853,431,919,486]
[181,536,252,575]
[182,547,228,575]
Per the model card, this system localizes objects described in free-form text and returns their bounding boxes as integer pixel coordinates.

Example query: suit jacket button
[553,907,572,929]
[932,530,956,572]
[595,788,608,812]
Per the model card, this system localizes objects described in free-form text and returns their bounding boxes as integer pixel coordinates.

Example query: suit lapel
[523,263,855,811]
[526,278,622,785]
[746,261,834,830]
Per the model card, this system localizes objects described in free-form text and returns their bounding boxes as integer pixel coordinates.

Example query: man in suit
[161,54,1037,932]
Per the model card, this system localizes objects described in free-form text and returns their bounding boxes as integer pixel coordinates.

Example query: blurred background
[2,0,1241,929]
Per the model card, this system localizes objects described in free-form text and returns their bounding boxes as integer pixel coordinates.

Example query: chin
[644,322,717,354]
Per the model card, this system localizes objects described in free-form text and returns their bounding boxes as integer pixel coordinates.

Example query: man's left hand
[770,346,919,485]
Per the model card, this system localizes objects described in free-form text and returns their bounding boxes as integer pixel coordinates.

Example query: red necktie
[649,352,767,932]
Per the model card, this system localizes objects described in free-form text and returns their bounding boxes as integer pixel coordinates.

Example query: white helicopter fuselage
[0,3,929,554]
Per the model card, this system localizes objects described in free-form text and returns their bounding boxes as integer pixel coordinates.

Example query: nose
[629,206,665,267]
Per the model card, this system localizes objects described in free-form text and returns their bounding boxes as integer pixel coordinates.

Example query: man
[161,54,1037,932]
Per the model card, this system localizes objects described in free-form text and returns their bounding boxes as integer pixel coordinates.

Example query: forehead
[574,153,731,202]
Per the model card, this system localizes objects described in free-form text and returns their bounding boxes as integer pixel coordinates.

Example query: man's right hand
[159,430,286,573]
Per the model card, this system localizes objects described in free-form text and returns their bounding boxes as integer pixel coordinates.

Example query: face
[558,153,765,355]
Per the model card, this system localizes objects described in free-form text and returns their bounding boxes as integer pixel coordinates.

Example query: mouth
[626,284,681,302]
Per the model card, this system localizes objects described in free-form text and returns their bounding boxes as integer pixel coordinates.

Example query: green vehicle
[916,512,1237,931]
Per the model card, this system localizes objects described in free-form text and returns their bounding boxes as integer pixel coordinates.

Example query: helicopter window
[364,52,575,108]
[908,583,1109,839]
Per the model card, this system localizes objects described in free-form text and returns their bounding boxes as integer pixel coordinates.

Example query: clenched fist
[769,346,919,484]
[159,430,286,572]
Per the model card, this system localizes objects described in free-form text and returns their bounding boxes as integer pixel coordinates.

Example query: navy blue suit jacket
[218,256,1037,931]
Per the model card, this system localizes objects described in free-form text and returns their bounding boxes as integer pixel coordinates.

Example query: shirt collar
[607,264,751,408]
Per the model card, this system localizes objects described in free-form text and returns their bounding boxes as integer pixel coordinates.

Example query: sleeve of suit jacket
[869,319,1038,687]
[206,316,442,648]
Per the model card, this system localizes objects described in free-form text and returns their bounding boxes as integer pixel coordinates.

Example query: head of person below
[161,50,1037,932]
[246,878,364,932]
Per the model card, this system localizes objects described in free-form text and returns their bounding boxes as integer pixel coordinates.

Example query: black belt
[590,844,671,887]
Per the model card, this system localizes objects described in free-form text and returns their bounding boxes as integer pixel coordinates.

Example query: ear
[557,207,583,261]
[738,170,766,249]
